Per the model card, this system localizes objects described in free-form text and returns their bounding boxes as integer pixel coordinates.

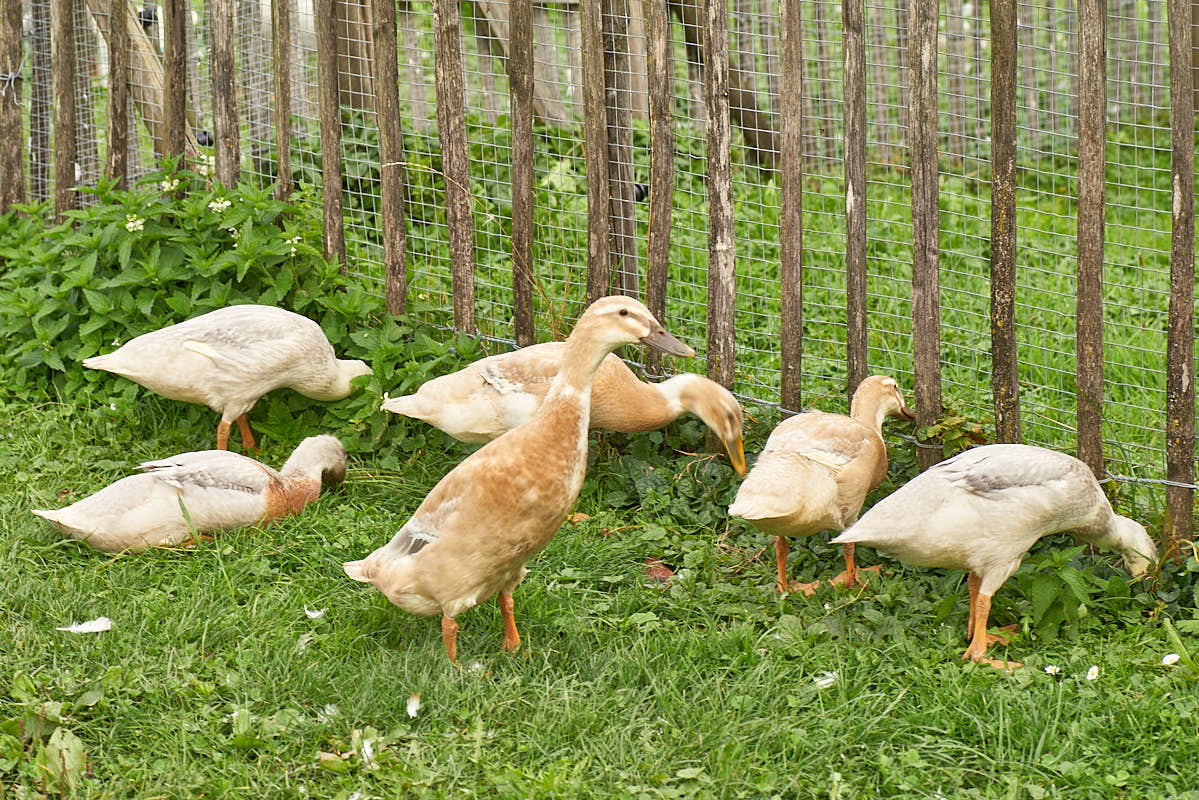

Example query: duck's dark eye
[619,309,629,317]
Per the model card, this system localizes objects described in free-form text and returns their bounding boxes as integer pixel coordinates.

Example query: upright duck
[33,435,347,553]
[729,375,913,594]
[343,297,694,661]
[382,343,746,474]
[83,305,371,450]
[833,444,1156,664]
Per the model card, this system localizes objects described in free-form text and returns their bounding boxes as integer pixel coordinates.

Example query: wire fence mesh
[15,0,1195,488]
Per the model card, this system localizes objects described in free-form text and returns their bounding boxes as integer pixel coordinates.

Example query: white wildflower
[304,607,325,620]
[160,178,179,192]
[1162,653,1181,666]
[406,693,421,718]
[228,227,240,240]
[124,214,144,232]
[1086,665,1099,681]
[467,660,485,673]
[348,793,363,800]
[813,671,837,689]
[1044,665,1061,676]
[56,616,113,634]
[208,198,232,213]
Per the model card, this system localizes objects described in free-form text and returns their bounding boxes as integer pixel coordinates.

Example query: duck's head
[282,434,348,490]
[1113,515,1156,578]
[851,375,915,426]
[574,296,695,358]
[669,375,746,474]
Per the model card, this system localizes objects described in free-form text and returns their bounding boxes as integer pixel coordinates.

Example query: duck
[32,435,347,553]
[728,375,914,594]
[83,305,371,451]
[380,343,746,474]
[831,443,1157,665]
[343,296,695,662]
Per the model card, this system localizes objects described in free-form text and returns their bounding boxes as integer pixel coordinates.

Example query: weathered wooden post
[162,0,187,165]
[779,0,804,414]
[374,0,409,314]
[582,0,611,304]
[105,0,129,188]
[1076,0,1106,477]
[1165,0,1195,554]
[991,0,1021,442]
[51,0,77,220]
[211,0,240,186]
[273,0,293,200]
[843,0,865,402]
[909,0,942,470]
[0,0,24,209]
[316,0,347,267]
[510,0,534,343]
[433,0,475,332]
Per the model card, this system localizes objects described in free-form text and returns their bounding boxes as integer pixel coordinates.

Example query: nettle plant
[0,166,467,459]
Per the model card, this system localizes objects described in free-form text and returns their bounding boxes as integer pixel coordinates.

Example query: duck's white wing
[139,449,280,494]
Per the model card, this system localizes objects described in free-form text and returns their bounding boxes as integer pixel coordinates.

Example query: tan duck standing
[32,435,347,553]
[343,296,694,662]
[83,305,371,450]
[381,343,746,474]
[728,375,914,594]
[833,444,1156,665]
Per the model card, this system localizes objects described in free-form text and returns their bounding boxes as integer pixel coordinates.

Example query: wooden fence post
[582,0,611,304]
[374,0,408,314]
[779,0,803,414]
[273,0,292,200]
[908,0,942,470]
[162,0,186,164]
[105,0,128,188]
[316,0,347,268]
[1165,0,1195,555]
[51,0,77,221]
[991,0,1021,442]
[433,0,475,332]
[510,0,534,344]
[644,0,674,375]
[0,0,24,210]
[706,0,736,394]
[211,0,240,186]
[1076,0,1105,478]
[843,0,865,403]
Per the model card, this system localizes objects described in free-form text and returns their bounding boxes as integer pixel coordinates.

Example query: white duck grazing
[728,376,913,594]
[381,343,746,474]
[343,296,694,662]
[32,435,347,553]
[832,444,1157,664]
[83,305,371,451]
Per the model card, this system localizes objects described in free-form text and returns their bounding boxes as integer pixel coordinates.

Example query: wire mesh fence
[10,0,1196,490]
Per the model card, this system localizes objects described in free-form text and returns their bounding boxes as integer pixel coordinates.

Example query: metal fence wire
[16,0,1197,491]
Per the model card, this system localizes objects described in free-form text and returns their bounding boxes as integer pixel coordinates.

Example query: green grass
[2,371,1197,798]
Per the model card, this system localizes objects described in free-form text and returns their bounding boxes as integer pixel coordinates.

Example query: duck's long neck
[593,369,684,432]
[849,392,889,437]
[537,324,620,431]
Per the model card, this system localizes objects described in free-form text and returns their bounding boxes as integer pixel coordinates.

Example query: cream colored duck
[32,435,347,553]
[832,443,1157,664]
[343,296,694,662]
[381,343,746,474]
[728,375,913,594]
[83,305,371,450]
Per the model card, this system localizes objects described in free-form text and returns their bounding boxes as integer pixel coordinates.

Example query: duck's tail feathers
[31,509,65,530]
[342,559,372,582]
[82,353,116,372]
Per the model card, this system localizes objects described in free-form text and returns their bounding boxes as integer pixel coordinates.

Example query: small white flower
[1162,653,1181,666]
[160,178,179,192]
[208,198,232,213]
[304,607,325,620]
[228,227,240,240]
[1086,665,1099,681]
[406,693,421,718]
[1044,665,1061,676]
[813,671,837,689]
[109,402,117,411]
[348,792,363,800]
[124,214,144,232]
[823,603,831,610]
[289,246,297,256]
[467,660,485,673]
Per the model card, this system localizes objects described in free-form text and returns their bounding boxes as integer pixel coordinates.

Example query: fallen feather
[813,671,837,689]
[296,632,315,652]
[406,693,421,718]
[56,617,113,634]
[304,607,326,620]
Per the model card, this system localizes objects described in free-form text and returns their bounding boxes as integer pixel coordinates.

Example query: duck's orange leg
[963,589,992,662]
[774,537,790,594]
[216,420,231,451]
[236,414,258,452]
[441,616,459,663]
[966,572,981,640]
[498,591,521,652]
[830,543,859,588]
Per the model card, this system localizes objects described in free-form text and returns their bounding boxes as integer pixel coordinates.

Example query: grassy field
[2,347,1198,798]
